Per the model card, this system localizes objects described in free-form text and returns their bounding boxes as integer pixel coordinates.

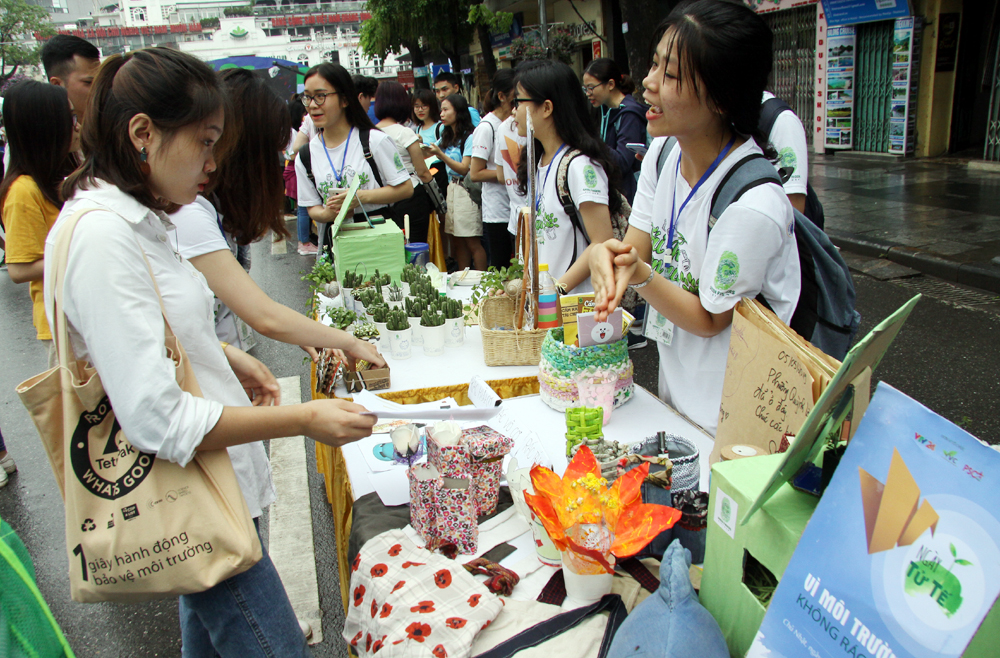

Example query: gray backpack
[656,140,860,359]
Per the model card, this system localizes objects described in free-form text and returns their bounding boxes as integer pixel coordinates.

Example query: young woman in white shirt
[469,69,516,268]
[170,68,384,368]
[50,48,377,656]
[514,59,624,294]
[589,0,801,436]
[424,94,485,271]
[294,63,412,234]
[375,80,434,242]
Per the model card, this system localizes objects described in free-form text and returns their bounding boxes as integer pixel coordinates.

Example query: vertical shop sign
[825,25,855,150]
[592,38,602,60]
[889,17,921,155]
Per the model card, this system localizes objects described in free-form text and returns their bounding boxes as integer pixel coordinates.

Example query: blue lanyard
[535,143,568,212]
[320,127,352,184]
[599,107,611,142]
[664,137,735,272]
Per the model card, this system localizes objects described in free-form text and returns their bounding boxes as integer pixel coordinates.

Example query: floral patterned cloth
[427,426,514,517]
[344,529,504,658]
[408,464,478,555]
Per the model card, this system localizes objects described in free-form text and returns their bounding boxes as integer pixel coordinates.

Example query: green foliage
[386,282,404,302]
[0,0,54,83]
[441,298,462,320]
[421,310,445,327]
[200,17,220,28]
[353,321,380,340]
[360,0,473,64]
[223,4,253,17]
[325,307,357,330]
[355,287,383,309]
[370,304,390,323]
[467,5,513,33]
[301,255,337,315]
[405,296,427,318]
[509,26,576,64]
[468,257,523,308]
[386,308,410,331]
[401,264,426,285]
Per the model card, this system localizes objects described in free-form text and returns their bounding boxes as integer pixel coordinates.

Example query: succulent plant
[325,307,357,330]
[369,304,390,323]
[420,310,445,327]
[353,321,380,340]
[386,282,404,302]
[387,308,410,331]
[441,298,462,320]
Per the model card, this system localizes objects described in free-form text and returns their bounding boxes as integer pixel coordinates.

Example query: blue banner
[822,0,911,27]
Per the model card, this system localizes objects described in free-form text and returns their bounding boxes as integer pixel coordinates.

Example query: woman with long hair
[374,80,434,242]
[49,48,377,655]
[170,68,383,367]
[294,63,412,240]
[590,0,801,436]
[469,69,516,268]
[1,80,80,354]
[424,93,485,270]
[514,59,622,293]
[582,58,646,203]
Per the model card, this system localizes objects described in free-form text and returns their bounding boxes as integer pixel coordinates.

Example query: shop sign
[592,38,602,59]
[821,0,911,27]
[825,25,855,150]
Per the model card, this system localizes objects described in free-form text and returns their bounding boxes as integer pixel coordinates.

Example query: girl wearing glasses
[1,80,80,360]
[589,0,801,437]
[294,63,412,232]
[513,59,623,294]
[582,58,647,204]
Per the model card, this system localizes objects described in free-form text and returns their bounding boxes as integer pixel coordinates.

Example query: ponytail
[584,58,635,95]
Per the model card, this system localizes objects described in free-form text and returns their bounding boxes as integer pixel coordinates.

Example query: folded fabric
[608,539,728,658]
[344,529,504,658]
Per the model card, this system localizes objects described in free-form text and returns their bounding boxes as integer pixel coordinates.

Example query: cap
[539,263,549,272]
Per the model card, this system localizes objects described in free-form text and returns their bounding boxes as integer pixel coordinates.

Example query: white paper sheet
[486,403,554,469]
[368,469,411,506]
[469,375,503,409]
[362,406,502,421]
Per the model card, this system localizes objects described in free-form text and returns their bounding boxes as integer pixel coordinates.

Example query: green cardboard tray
[332,221,405,286]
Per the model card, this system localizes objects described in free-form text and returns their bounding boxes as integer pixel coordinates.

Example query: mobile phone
[626,143,648,156]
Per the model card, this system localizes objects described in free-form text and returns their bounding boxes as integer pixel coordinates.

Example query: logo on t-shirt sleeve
[393,153,405,172]
[583,164,598,189]
[778,147,798,176]
[713,251,740,292]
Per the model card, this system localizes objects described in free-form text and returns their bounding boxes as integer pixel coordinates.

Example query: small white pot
[387,299,404,311]
[341,287,354,313]
[407,316,423,346]
[388,327,412,360]
[374,321,389,351]
[365,311,375,324]
[444,316,465,347]
[401,282,410,297]
[561,559,614,610]
[421,324,445,356]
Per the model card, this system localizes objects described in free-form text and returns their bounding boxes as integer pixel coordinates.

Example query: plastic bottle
[537,263,562,329]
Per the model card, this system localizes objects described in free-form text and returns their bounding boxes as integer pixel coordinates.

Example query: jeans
[296,205,311,245]
[178,520,309,658]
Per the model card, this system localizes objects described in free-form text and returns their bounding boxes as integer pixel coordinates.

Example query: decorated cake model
[538,327,635,412]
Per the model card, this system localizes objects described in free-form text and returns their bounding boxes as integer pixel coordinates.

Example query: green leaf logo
[583,164,598,189]
[714,251,740,291]
[393,153,404,171]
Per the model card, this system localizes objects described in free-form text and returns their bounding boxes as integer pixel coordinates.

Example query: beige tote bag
[16,208,262,603]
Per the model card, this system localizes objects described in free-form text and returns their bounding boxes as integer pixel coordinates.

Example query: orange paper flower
[523,445,681,568]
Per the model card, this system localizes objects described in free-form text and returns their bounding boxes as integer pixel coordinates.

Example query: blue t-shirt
[438,133,474,179]
[469,107,482,127]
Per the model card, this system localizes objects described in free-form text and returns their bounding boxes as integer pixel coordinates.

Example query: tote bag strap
[48,207,198,394]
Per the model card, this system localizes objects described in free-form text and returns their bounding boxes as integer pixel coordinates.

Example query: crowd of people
[0,0,818,653]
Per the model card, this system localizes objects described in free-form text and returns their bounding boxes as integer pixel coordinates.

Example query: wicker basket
[480,296,549,366]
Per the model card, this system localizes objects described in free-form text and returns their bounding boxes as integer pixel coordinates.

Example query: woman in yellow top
[1,80,80,356]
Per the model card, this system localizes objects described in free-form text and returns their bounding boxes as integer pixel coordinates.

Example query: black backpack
[760,96,825,230]
[655,140,860,359]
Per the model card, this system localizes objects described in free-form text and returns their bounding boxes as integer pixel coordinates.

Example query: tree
[467,4,512,82]
[618,0,662,94]
[0,0,54,83]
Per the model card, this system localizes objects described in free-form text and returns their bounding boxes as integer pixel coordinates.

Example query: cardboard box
[344,365,391,392]
[699,454,819,657]
[332,222,405,286]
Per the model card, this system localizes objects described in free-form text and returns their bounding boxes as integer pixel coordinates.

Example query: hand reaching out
[222,343,281,406]
[304,398,377,446]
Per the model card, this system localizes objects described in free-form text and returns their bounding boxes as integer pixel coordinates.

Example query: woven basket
[480,296,548,366]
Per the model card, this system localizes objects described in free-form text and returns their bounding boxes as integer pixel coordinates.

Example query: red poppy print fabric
[342,530,504,658]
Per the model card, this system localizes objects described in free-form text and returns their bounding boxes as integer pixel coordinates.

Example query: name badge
[644,308,674,346]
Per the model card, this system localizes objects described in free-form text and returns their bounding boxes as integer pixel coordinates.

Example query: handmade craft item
[427,422,513,516]
[538,328,634,412]
[408,463,478,554]
[523,446,681,606]
[391,424,423,467]
[506,457,562,567]
[315,349,345,396]
[565,407,604,457]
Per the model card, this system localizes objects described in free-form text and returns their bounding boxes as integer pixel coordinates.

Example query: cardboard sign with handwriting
[712,306,815,464]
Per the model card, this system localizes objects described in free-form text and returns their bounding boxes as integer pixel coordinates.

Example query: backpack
[554,149,639,311]
[759,96,825,230]
[461,121,495,207]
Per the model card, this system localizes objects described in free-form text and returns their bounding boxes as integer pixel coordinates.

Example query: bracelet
[629,262,656,290]
[220,341,229,351]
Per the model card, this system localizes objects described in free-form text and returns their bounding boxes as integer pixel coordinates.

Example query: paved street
[1,156,1000,654]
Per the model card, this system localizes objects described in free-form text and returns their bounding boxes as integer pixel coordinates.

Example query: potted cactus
[386,308,412,360]
[385,282,405,310]
[369,304,390,350]
[341,269,364,312]
[405,296,427,346]
[420,309,446,356]
[440,297,465,347]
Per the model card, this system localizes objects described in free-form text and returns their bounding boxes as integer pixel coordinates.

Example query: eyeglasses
[511,97,533,109]
[582,83,606,94]
[301,91,337,107]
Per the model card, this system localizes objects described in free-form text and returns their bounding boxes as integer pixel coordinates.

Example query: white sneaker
[298,618,313,640]
[0,468,7,488]
[0,454,15,474]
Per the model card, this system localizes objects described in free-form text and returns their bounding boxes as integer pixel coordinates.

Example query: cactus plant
[441,298,462,320]
[369,304,390,323]
[387,308,410,331]
[420,310,445,327]
[343,270,363,288]
[405,296,427,318]
[369,269,391,287]
[386,282,404,302]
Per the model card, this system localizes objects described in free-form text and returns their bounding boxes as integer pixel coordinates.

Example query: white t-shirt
[495,116,528,233]
[299,114,318,141]
[295,127,410,213]
[630,137,800,437]
[534,151,609,294]
[763,92,808,196]
[379,122,421,188]
[470,112,509,224]
[45,182,276,518]
[168,196,253,350]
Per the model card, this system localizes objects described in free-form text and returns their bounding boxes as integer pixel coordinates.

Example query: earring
[139,146,150,176]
